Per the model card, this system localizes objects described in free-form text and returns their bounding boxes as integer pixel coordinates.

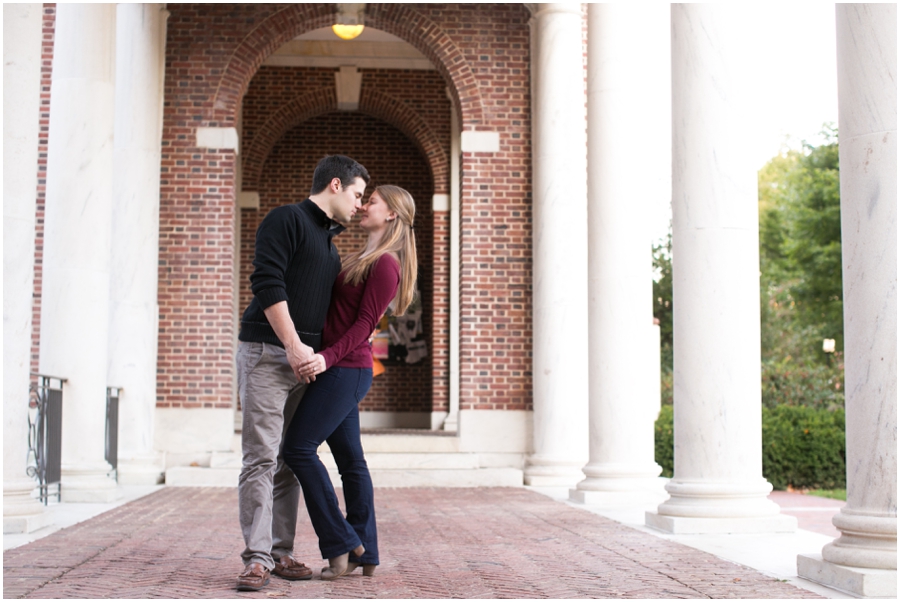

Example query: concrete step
[166,466,239,487]
[365,467,523,487]
[210,451,241,468]
[319,451,479,470]
[165,465,523,488]
[358,433,459,453]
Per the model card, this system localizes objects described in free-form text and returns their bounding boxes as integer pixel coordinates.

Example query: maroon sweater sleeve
[320,254,400,369]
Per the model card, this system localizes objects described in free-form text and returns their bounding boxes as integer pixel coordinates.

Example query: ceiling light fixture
[332,3,366,41]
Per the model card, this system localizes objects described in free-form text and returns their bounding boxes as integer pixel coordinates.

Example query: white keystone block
[460,130,500,153]
[195,126,239,150]
[432,194,449,211]
[237,191,260,209]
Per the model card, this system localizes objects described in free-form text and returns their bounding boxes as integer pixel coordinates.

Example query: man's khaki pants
[236,341,308,569]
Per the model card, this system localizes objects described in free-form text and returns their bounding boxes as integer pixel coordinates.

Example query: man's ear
[329,177,342,193]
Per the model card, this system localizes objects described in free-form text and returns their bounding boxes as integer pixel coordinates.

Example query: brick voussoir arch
[241,88,338,191]
[213,3,334,118]
[358,89,449,195]
[242,87,448,196]
[363,4,483,128]
[212,3,484,128]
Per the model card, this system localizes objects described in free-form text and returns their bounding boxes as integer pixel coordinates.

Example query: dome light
[332,24,365,41]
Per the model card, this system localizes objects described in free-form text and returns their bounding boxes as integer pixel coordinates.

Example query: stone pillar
[444,93,461,433]
[40,3,119,502]
[797,5,897,597]
[570,3,667,505]
[525,3,589,486]
[3,3,52,533]
[645,4,794,534]
[108,3,168,485]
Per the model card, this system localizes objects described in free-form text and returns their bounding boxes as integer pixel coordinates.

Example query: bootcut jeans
[282,366,378,565]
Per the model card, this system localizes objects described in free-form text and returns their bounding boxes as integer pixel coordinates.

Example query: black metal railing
[27,374,65,504]
[105,387,120,481]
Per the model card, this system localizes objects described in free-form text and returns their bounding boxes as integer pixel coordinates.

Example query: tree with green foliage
[759,126,843,359]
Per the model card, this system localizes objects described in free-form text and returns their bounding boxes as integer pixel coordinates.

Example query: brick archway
[240,88,337,191]
[241,88,448,195]
[212,3,484,128]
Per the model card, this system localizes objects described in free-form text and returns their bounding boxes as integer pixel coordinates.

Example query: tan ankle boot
[321,545,365,580]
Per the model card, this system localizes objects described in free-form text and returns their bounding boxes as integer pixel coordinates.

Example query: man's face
[331,177,366,225]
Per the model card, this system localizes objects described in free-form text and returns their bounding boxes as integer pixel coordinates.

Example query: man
[235,155,369,591]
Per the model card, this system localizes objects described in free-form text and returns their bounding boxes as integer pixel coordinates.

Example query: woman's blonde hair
[341,185,418,314]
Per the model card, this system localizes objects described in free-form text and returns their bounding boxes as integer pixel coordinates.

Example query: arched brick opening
[212,3,484,128]
[240,88,337,191]
[241,88,448,195]
[239,112,437,418]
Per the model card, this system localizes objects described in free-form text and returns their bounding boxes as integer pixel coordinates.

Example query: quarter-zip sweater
[239,199,345,351]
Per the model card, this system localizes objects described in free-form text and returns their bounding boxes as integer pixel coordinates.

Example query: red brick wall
[156,3,535,413]
[239,112,435,412]
[30,4,56,380]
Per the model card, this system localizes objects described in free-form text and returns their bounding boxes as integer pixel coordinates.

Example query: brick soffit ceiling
[264,26,436,71]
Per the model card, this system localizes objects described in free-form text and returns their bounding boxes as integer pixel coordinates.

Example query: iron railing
[27,374,65,504]
[106,387,120,481]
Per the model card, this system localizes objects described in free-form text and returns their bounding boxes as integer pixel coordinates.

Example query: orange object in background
[372,355,385,377]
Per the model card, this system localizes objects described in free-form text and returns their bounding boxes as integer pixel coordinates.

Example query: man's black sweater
[238,199,344,351]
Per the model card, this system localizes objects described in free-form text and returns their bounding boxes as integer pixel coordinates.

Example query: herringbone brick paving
[4,487,822,599]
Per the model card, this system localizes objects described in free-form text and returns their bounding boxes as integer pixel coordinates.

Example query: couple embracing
[234,155,417,591]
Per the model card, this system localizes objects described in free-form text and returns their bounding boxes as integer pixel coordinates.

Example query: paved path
[4,487,822,599]
[768,491,843,538]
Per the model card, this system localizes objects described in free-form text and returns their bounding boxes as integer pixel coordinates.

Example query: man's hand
[263,301,316,383]
[298,353,327,378]
[285,341,316,383]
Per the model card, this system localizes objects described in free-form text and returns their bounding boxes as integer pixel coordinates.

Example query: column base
[645,511,797,534]
[3,479,53,534]
[798,553,897,598]
[570,472,668,506]
[570,488,668,507]
[4,511,53,534]
[60,464,121,503]
[441,411,458,433]
[524,458,585,487]
[116,458,165,485]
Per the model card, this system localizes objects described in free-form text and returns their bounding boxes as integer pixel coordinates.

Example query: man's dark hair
[310,155,370,195]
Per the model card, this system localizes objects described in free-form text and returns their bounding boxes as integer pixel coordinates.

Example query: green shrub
[654,404,845,490]
[761,355,844,410]
[655,405,674,478]
[762,405,845,490]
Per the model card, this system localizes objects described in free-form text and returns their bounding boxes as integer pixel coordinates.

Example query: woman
[282,185,418,580]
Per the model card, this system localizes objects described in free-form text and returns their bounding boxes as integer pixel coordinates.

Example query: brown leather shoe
[236,562,270,591]
[272,555,313,581]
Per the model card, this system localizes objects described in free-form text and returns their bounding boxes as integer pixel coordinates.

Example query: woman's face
[359,190,396,231]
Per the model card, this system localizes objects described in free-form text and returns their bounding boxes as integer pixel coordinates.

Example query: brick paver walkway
[4,487,822,599]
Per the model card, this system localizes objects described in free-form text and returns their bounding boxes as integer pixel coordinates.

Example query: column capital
[527,3,582,19]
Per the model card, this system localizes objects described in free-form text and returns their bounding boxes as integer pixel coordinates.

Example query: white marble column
[525,3,589,486]
[3,3,52,533]
[645,5,794,534]
[798,5,897,597]
[40,3,119,502]
[570,3,667,505]
[108,4,167,485]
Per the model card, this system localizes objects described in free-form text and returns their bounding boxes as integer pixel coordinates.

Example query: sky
[742,3,838,169]
[648,2,839,243]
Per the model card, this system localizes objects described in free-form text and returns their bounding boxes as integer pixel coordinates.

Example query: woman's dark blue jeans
[282,366,378,565]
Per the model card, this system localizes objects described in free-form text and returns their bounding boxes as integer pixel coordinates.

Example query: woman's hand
[298,353,326,378]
